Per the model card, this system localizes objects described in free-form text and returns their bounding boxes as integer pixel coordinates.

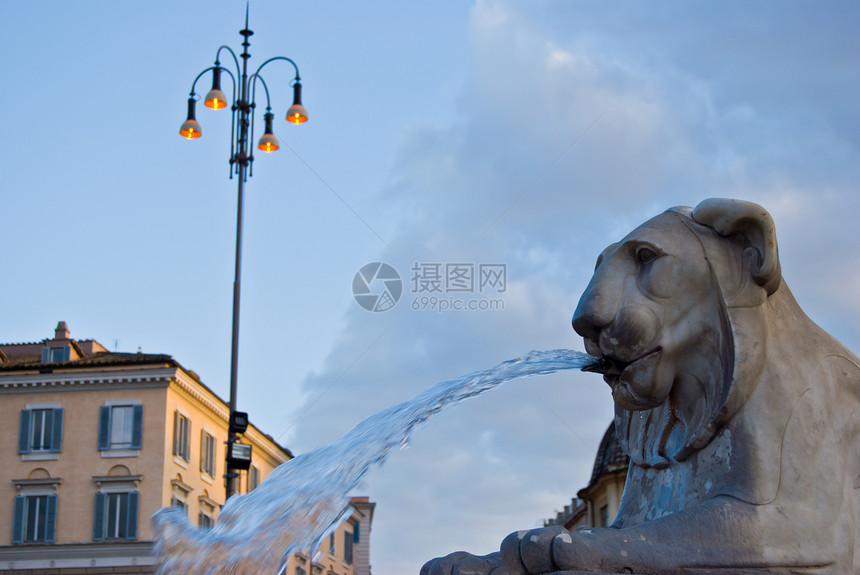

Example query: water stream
[152,349,600,574]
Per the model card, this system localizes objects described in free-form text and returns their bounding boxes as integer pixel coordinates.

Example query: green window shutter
[344,529,354,564]
[18,410,31,454]
[200,429,205,472]
[126,492,139,540]
[93,493,106,541]
[130,405,143,449]
[184,419,191,460]
[50,408,64,452]
[41,348,49,363]
[97,406,110,450]
[62,347,70,362]
[12,496,25,544]
[45,495,58,543]
[173,411,180,456]
[353,522,360,543]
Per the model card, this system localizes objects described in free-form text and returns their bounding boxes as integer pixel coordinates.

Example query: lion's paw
[500,525,575,575]
[421,551,507,575]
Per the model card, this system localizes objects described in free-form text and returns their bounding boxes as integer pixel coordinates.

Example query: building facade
[284,497,375,575]
[544,422,628,531]
[0,323,373,575]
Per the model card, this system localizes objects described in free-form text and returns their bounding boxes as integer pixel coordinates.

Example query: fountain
[152,349,602,574]
[154,198,859,574]
[423,198,860,574]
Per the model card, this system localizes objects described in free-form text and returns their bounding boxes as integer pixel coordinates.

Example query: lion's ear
[692,198,781,295]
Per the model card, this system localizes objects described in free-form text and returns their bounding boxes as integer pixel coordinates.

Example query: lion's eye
[635,247,658,264]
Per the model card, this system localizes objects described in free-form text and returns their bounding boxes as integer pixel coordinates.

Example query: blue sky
[2,2,859,574]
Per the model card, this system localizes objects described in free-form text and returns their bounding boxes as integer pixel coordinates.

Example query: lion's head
[573,198,781,468]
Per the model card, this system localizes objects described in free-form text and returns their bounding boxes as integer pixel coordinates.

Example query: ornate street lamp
[179,7,308,500]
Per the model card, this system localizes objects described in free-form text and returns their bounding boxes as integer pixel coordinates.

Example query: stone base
[552,571,782,574]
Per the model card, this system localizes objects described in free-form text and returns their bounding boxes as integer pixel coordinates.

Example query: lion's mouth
[581,356,627,375]
[589,348,663,385]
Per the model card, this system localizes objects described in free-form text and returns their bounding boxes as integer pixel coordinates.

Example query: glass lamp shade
[258,112,279,152]
[180,119,203,139]
[204,88,228,110]
[286,103,308,124]
[179,98,202,139]
[286,82,308,124]
[258,133,279,152]
[204,67,228,109]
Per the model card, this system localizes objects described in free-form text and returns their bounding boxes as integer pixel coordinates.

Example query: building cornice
[169,371,230,423]
[12,478,63,494]
[170,371,292,464]
[92,475,144,485]
[0,541,156,570]
[0,367,176,393]
[170,477,193,495]
[244,425,292,465]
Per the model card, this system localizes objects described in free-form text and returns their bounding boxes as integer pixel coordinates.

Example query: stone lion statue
[423,198,860,574]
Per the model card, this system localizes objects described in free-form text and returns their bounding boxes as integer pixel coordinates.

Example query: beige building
[544,422,628,531]
[0,322,373,575]
[284,496,375,575]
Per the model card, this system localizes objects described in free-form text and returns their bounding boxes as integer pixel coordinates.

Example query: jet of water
[152,349,599,574]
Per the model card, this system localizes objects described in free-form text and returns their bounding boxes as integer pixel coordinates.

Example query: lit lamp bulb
[204,67,228,110]
[179,98,202,139]
[286,81,308,124]
[257,112,279,152]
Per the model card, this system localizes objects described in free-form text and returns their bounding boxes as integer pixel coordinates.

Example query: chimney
[55,321,70,340]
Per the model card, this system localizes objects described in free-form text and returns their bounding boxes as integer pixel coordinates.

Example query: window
[200,431,216,476]
[198,512,214,529]
[171,496,187,514]
[328,532,336,556]
[18,408,64,454]
[98,404,143,451]
[599,504,609,528]
[93,491,138,541]
[170,476,192,516]
[247,465,260,491]
[198,495,217,530]
[41,346,70,363]
[295,567,306,575]
[173,411,190,461]
[12,495,57,544]
[343,529,354,565]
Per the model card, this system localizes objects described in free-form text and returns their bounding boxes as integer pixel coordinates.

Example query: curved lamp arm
[249,73,273,111]
[188,65,237,99]
[216,45,242,80]
[254,55,302,82]
[247,74,275,174]
[253,56,307,124]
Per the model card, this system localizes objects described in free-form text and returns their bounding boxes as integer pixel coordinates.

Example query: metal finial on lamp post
[179,7,308,500]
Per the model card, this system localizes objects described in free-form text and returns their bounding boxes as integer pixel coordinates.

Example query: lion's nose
[572,288,616,343]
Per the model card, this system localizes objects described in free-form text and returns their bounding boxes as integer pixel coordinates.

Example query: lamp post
[179,7,308,500]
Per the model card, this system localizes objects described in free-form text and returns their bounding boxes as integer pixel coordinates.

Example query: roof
[0,349,176,371]
[585,421,629,488]
[545,421,630,528]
